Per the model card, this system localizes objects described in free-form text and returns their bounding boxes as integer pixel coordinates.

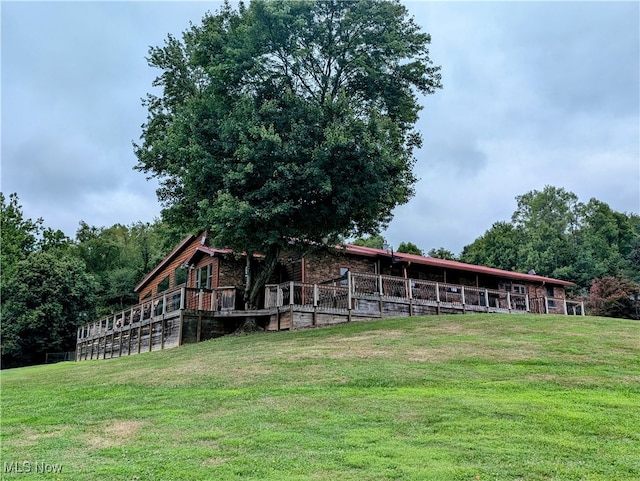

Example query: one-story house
[76,232,581,361]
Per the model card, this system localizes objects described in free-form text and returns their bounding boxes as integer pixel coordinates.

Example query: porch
[262,272,585,331]
[76,272,585,361]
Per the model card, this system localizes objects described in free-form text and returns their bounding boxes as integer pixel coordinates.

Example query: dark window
[158,275,170,292]
[340,267,349,286]
[547,286,554,297]
[197,264,212,289]
[175,266,187,286]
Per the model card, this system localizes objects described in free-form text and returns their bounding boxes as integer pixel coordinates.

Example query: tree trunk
[245,245,281,310]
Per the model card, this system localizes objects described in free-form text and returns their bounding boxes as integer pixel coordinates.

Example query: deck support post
[507,292,512,313]
[435,282,441,315]
[544,296,549,314]
[347,272,353,322]
[127,323,133,356]
[290,281,295,305]
[461,287,466,314]
[313,284,319,326]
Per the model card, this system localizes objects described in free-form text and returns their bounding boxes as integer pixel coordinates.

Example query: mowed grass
[1,314,639,481]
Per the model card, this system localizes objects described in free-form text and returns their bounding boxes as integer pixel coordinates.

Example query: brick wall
[302,250,377,284]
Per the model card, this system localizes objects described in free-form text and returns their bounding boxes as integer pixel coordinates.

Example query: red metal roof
[135,234,576,293]
[340,244,576,287]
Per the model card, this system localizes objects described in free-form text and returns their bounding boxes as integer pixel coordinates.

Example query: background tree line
[2,185,639,368]
[0,193,172,368]
[429,186,640,319]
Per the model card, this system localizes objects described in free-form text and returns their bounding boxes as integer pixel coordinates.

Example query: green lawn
[1,314,639,481]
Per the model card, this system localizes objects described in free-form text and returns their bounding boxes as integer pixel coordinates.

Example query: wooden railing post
[563,300,568,315]
[525,294,530,313]
[313,284,319,307]
[289,281,295,305]
[544,297,549,314]
[347,271,353,314]
[507,292,512,313]
[198,289,203,310]
[180,287,186,310]
[461,287,466,313]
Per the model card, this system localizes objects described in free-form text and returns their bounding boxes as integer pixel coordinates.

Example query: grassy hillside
[1,314,639,481]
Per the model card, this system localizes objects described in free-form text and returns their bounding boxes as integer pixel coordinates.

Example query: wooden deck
[76,273,585,361]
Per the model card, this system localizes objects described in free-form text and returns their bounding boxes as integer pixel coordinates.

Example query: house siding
[137,232,208,302]
[301,250,377,284]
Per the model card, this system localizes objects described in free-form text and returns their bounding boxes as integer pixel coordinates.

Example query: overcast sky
[2,1,639,254]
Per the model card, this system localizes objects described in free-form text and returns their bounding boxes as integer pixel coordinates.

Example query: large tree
[134,0,441,306]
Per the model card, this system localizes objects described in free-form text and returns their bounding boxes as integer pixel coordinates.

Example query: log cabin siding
[136,232,208,302]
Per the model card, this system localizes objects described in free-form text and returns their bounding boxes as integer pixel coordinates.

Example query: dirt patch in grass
[12,426,70,448]
[84,419,148,450]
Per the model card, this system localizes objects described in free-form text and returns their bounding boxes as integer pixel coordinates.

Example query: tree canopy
[398,241,423,256]
[460,186,640,292]
[1,193,172,368]
[134,0,441,306]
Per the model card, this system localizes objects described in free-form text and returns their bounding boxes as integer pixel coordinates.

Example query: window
[175,266,187,286]
[548,299,556,308]
[157,275,170,292]
[196,264,213,289]
[340,267,349,286]
[546,286,554,298]
[501,283,526,295]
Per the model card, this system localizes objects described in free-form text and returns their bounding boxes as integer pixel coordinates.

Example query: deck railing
[265,281,351,310]
[77,286,237,341]
[265,273,583,316]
